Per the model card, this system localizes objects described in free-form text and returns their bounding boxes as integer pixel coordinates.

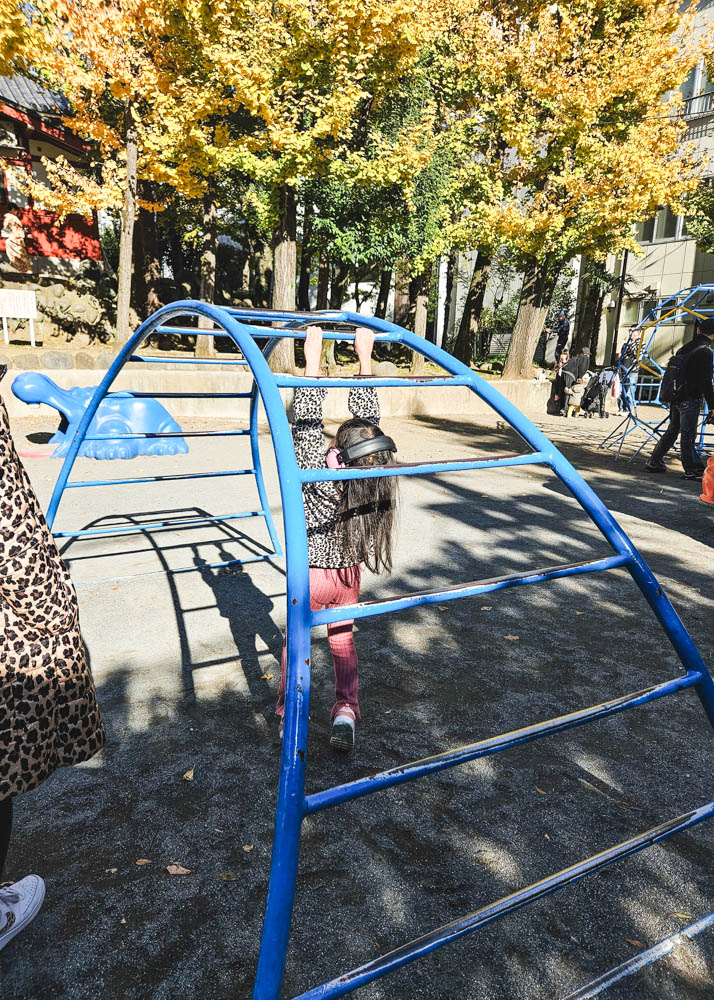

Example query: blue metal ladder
[45,320,282,573]
[45,302,714,999]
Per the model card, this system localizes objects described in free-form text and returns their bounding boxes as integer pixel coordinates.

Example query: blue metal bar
[64,469,256,489]
[301,452,545,482]
[250,383,284,560]
[275,375,466,388]
[305,670,702,815]
[53,510,265,538]
[81,429,250,441]
[129,354,250,365]
[562,911,714,999]
[292,802,714,1000]
[311,554,630,628]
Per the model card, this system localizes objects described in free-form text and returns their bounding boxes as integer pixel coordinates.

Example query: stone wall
[0,260,116,346]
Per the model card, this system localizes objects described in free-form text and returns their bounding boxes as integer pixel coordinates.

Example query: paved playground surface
[1,400,713,1000]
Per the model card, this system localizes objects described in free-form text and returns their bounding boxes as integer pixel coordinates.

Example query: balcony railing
[682,91,714,118]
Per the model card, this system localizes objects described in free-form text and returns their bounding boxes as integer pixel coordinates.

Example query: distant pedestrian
[645,319,714,479]
[0,365,105,952]
[548,348,570,414]
[562,347,592,417]
[554,311,570,362]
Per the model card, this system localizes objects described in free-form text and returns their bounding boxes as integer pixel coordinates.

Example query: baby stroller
[580,368,614,418]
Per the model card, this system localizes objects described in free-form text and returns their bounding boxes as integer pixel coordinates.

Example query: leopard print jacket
[0,391,105,802]
[293,385,379,568]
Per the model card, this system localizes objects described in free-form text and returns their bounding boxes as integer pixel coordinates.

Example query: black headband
[337,434,397,465]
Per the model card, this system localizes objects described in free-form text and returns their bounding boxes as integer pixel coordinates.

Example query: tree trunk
[409,270,429,375]
[442,250,456,346]
[316,253,329,310]
[393,268,411,328]
[589,291,606,361]
[116,112,137,342]
[133,196,162,325]
[195,190,218,357]
[453,254,491,366]
[330,259,350,310]
[253,244,273,307]
[502,259,556,380]
[375,268,391,319]
[269,185,297,372]
[297,200,313,311]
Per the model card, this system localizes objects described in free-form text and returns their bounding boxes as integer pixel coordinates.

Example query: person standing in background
[554,311,570,362]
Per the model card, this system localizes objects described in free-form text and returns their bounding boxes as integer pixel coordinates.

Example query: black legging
[0,797,12,881]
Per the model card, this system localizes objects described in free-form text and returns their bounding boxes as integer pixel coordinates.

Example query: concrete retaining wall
[2,366,552,423]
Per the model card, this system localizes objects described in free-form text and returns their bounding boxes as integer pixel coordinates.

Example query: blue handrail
[43,301,714,1000]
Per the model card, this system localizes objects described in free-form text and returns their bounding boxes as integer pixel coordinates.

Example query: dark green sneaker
[330,707,356,753]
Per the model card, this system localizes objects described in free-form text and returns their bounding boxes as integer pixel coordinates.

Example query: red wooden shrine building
[0,74,101,270]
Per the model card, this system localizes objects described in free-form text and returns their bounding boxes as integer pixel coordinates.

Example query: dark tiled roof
[0,74,69,117]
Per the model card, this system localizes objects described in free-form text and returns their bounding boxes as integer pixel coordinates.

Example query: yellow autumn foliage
[0,4,26,76]
[436,0,709,265]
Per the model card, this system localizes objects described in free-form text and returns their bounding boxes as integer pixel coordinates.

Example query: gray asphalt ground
[1,395,713,1000]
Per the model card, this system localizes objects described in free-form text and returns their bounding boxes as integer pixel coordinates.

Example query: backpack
[659,352,690,404]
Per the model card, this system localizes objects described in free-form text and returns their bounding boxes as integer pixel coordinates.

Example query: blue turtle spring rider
[12,371,188,459]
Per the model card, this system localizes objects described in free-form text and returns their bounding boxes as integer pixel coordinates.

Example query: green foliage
[684,183,714,255]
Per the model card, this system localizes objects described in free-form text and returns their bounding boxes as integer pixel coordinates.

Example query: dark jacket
[563,354,589,382]
[680,334,714,408]
[555,317,570,343]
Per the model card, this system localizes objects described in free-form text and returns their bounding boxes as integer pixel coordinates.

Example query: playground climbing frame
[44,302,714,999]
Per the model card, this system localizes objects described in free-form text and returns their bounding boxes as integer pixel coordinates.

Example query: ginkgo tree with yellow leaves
[0,5,26,75]
[180,0,438,370]
[436,0,708,378]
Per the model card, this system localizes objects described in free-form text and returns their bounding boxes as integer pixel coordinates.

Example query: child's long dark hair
[335,418,398,574]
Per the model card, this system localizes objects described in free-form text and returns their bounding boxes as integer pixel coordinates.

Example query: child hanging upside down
[276,326,398,752]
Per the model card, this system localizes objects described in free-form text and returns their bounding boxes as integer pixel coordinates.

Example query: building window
[635,207,686,245]
[655,205,678,240]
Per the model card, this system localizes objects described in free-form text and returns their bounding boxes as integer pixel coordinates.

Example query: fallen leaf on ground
[105,868,118,874]
[112,584,119,591]
[261,673,274,680]
[182,768,194,781]
[504,635,520,641]
[166,864,192,875]
[217,872,238,881]
[535,787,547,796]
[437,606,448,611]
[576,611,584,615]
[242,845,254,853]
[672,912,692,919]
[625,938,643,948]
[135,858,152,866]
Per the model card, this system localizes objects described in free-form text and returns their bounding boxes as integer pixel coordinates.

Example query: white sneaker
[0,875,46,952]
[330,706,356,753]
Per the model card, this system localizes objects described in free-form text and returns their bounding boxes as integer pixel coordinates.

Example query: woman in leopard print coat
[0,371,105,893]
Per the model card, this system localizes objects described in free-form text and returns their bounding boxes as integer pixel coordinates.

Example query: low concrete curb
[2,366,552,422]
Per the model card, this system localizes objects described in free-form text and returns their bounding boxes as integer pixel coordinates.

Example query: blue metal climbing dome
[600,284,714,461]
[45,302,714,999]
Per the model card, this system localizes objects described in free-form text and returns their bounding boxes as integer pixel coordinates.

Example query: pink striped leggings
[276,565,361,722]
